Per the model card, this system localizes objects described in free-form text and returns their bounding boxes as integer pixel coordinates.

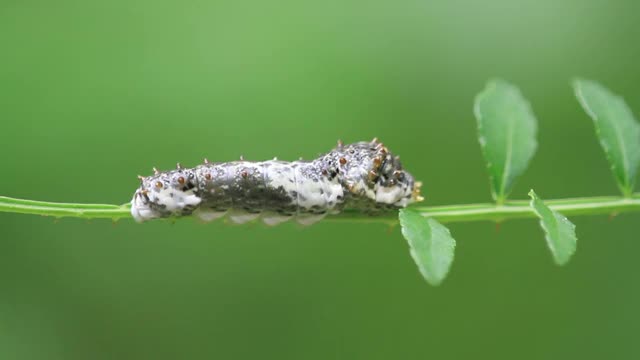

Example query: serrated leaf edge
[399,209,456,286]
[528,190,577,266]
[573,79,640,196]
[474,79,538,203]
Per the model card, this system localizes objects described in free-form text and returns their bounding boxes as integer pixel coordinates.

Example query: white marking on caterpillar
[193,208,225,222]
[131,139,423,225]
[261,213,292,226]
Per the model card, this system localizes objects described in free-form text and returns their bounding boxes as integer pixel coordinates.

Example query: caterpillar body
[131,139,423,225]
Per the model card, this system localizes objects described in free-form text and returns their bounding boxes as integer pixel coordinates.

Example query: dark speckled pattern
[131,140,422,223]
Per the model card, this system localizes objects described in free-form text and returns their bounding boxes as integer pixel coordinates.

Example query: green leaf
[474,79,538,204]
[573,79,640,197]
[528,190,577,266]
[399,209,456,285]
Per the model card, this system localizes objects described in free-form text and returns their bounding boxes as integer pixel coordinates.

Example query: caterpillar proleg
[131,139,423,225]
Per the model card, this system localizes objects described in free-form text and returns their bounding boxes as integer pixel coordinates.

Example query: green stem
[1,194,640,224]
[0,196,131,220]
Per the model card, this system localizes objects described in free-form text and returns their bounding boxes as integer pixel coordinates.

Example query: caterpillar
[131,139,423,225]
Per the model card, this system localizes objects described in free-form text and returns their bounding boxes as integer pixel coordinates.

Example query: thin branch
[1,194,639,224]
[0,196,131,220]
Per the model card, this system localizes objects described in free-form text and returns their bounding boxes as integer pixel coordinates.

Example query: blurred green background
[1,0,639,358]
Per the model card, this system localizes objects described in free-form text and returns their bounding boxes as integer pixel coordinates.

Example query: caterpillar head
[370,143,423,207]
[333,140,423,207]
[131,168,201,222]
